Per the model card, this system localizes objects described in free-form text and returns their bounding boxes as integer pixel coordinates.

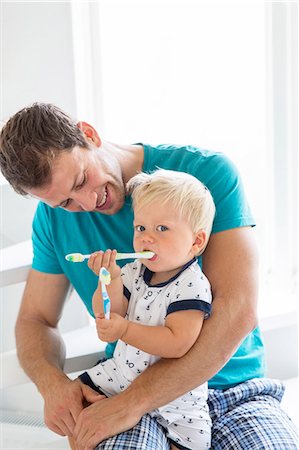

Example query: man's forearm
[15,317,68,396]
[123,295,257,416]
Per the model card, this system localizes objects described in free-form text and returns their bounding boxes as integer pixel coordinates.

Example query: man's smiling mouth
[97,188,108,208]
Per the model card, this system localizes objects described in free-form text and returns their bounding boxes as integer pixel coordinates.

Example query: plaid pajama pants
[95,378,298,450]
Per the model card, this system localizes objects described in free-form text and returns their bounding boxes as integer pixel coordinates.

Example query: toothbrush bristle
[65,253,85,262]
[99,267,111,285]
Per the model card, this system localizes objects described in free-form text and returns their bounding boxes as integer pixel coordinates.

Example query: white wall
[1,1,77,248]
[1,2,90,348]
[2,2,77,118]
[1,1,77,245]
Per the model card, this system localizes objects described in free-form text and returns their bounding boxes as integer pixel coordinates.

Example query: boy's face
[29,145,125,214]
[133,200,198,274]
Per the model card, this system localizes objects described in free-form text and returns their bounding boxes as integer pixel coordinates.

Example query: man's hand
[73,390,142,450]
[95,312,128,342]
[43,377,105,437]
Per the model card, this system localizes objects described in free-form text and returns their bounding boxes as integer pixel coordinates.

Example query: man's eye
[60,199,71,209]
[135,225,145,232]
[76,174,86,189]
[157,225,168,231]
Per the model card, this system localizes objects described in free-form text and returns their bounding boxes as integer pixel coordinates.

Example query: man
[0,103,297,450]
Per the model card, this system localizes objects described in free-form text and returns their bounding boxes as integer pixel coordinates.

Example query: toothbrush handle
[101,284,111,319]
[116,252,150,260]
[83,252,134,260]
[84,252,148,261]
[116,252,137,260]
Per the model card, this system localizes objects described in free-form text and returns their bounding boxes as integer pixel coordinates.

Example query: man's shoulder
[143,143,235,176]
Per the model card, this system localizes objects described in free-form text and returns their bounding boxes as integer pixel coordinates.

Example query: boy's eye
[135,225,145,232]
[157,225,168,232]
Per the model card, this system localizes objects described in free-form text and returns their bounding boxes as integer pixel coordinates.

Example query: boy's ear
[192,230,207,255]
[77,121,102,148]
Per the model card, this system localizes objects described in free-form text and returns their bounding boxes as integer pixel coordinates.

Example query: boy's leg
[208,378,298,450]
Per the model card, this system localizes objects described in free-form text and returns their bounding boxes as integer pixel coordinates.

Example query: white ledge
[1,325,105,389]
[0,240,32,287]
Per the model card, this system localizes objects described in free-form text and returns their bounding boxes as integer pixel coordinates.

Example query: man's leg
[208,378,298,449]
[95,413,170,450]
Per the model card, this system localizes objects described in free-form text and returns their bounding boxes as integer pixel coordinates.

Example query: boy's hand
[96,312,129,342]
[88,249,121,280]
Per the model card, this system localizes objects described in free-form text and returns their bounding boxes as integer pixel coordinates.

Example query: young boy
[79,169,215,450]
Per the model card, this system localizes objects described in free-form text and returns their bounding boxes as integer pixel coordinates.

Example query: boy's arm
[121,309,205,358]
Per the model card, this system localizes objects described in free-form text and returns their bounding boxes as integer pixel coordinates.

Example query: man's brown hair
[0,103,88,195]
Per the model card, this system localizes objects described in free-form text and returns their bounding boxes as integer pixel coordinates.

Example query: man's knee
[211,400,298,449]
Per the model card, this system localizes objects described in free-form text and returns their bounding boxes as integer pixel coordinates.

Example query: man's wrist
[37,366,70,398]
[120,380,151,418]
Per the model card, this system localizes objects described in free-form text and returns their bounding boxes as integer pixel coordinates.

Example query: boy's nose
[142,233,154,243]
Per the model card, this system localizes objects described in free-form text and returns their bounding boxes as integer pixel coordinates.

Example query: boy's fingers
[95,297,105,317]
[88,251,104,273]
[102,249,112,268]
[111,249,117,264]
[87,253,95,269]
[95,251,104,273]
[96,312,105,320]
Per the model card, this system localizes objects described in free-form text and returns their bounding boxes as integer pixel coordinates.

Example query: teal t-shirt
[32,144,265,389]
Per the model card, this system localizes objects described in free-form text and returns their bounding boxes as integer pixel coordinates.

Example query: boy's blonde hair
[127,169,216,246]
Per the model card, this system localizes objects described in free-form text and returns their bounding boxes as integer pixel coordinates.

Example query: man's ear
[77,121,102,148]
[192,230,207,255]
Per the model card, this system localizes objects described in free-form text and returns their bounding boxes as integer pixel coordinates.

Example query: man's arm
[15,269,102,437]
[73,227,259,448]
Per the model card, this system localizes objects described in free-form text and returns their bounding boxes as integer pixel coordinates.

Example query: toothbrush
[99,267,111,319]
[65,251,154,263]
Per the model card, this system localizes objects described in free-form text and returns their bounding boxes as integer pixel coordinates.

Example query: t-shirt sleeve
[166,268,212,318]
[197,153,255,233]
[31,202,64,274]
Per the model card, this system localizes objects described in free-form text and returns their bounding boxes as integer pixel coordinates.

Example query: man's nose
[74,191,97,211]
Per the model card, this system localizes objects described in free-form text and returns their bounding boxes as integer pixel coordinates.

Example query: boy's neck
[149,266,185,285]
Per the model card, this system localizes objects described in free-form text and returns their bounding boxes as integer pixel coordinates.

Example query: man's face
[29,146,126,214]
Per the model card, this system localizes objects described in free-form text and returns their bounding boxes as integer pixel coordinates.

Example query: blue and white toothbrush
[99,267,111,319]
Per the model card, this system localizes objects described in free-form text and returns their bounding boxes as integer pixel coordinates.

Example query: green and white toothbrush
[65,251,154,263]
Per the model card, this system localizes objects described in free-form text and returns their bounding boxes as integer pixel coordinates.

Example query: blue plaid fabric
[94,378,298,449]
[95,414,170,450]
[208,378,298,449]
